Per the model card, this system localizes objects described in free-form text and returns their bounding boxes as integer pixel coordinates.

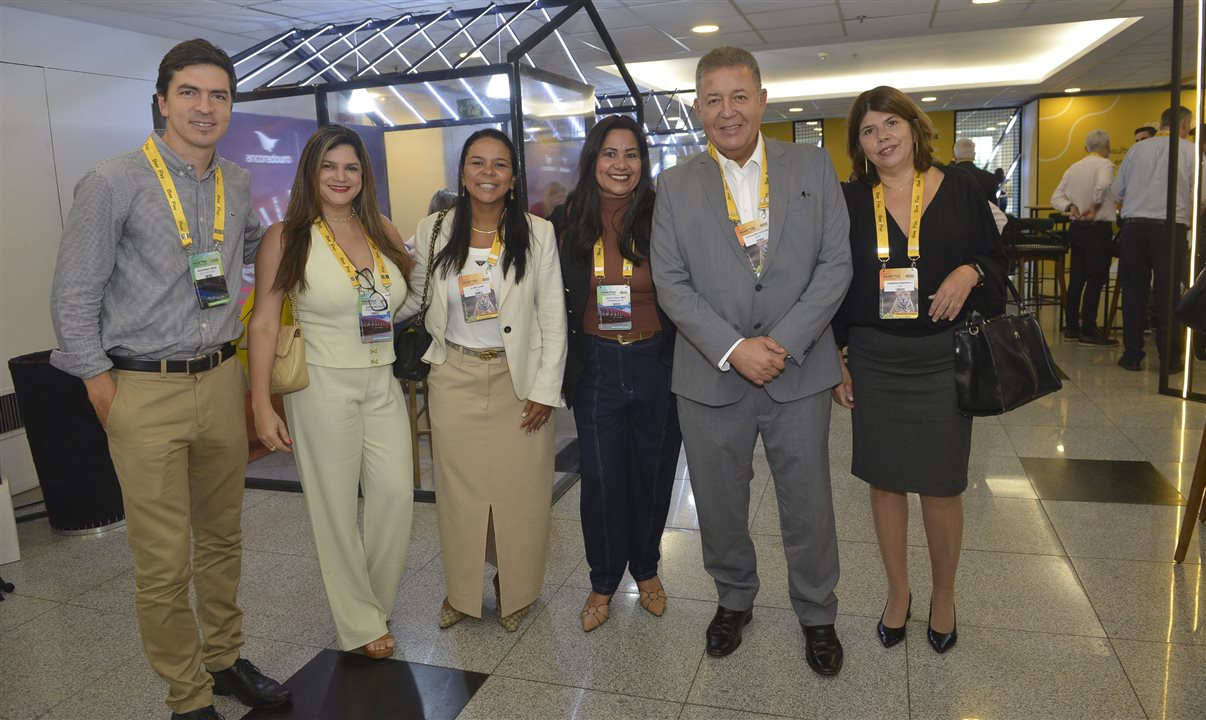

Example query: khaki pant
[106,357,247,714]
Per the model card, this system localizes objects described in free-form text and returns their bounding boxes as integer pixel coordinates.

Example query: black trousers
[1119,220,1188,363]
[573,334,682,595]
[1065,221,1115,336]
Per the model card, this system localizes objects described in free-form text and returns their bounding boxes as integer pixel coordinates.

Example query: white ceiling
[2,0,1200,120]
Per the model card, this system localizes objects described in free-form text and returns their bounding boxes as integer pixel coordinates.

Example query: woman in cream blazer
[402,128,566,632]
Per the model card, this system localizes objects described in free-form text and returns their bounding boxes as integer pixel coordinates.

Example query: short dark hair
[1134,125,1157,138]
[846,86,935,185]
[156,39,238,98]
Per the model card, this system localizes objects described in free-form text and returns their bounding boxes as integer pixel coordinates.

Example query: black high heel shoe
[876,593,911,648]
[927,603,957,654]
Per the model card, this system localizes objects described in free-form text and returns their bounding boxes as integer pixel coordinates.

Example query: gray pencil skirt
[846,325,971,496]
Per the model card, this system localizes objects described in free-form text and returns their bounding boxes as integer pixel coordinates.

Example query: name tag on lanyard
[594,237,633,330]
[460,233,502,322]
[873,172,924,320]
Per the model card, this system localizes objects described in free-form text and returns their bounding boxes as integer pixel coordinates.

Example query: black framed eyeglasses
[356,268,388,312]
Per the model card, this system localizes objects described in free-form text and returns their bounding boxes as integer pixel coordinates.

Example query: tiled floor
[2,307,1205,720]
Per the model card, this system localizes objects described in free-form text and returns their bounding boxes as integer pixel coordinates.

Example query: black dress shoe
[927,605,958,654]
[170,706,224,720]
[876,593,911,648]
[209,658,291,708]
[802,623,844,676]
[705,606,753,657]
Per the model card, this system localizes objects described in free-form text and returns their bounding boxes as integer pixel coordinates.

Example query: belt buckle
[616,333,634,346]
[184,355,206,374]
[478,349,499,360]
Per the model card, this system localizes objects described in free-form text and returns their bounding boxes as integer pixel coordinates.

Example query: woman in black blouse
[832,86,1005,654]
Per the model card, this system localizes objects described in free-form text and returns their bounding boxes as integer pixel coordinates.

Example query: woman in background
[832,86,1005,655]
[559,115,681,632]
[402,128,567,632]
[249,124,414,659]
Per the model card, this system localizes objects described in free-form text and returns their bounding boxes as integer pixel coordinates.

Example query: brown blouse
[584,193,662,337]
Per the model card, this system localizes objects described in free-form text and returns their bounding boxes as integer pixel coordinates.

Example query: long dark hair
[846,85,935,186]
[274,124,411,293]
[563,115,654,265]
[430,128,531,283]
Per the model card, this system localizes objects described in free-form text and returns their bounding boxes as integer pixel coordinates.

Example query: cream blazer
[402,209,567,408]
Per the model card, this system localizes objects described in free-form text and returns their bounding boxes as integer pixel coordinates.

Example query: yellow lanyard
[315,218,392,291]
[485,232,503,269]
[872,171,924,265]
[142,136,224,251]
[706,140,769,225]
[593,237,633,281]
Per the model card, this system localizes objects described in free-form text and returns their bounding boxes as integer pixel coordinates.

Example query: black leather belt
[109,343,236,374]
[1124,217,1188,231]
[1071,220,1113,225]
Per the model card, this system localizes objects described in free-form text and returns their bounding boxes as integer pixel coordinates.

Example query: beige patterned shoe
[439,597,468,629]
[638,577,667,617]
[579,592,612,632]
[498,604,529,633]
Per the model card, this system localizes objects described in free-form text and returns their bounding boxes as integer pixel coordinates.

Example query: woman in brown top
[560,115,682,632]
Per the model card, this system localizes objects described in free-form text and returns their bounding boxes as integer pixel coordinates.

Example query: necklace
[880,182,911,193]
[471,225,497,234]
[325,211,357,223]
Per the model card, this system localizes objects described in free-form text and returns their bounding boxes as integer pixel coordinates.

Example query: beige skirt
[428,346,554,617]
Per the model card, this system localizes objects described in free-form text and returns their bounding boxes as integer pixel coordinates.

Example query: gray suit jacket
[651,138,852,407]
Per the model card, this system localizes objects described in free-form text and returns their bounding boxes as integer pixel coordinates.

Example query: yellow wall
[1035,91,1196,212]
[384,127,448,239]
[763,120,794,143]
[820,110,954,181]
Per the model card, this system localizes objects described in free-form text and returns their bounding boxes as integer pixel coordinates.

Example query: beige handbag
[270,292,308,395]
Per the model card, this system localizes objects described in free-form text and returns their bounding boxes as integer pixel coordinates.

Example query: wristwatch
[965,262,985,287]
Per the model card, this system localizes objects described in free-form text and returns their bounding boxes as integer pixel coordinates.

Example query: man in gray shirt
[50,39,289,720]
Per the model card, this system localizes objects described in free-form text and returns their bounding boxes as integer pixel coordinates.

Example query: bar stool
[402,378,432,489]
[1001,216,1068,322]
[1174,423,1206,562]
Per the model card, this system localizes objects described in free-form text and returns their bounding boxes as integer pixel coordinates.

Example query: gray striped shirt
[50,132,262,378]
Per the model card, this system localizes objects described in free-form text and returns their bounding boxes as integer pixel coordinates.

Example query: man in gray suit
[651,47,852,676]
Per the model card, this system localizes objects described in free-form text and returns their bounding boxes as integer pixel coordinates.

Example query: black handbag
[1174,268,1206,333]
[953,275,1062,416]
[393,209,448,380]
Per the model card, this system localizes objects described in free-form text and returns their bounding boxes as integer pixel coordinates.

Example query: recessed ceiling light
[788,107,803,112]
[985,126,997,131]
[805,120,819,126]
[692,23,720,34]
[1064,87,1081,93]
[459,51,468,58]
[972,0,1000,5]
[921,96,937,102]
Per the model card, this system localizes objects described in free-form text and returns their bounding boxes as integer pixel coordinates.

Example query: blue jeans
[573,334,682,595]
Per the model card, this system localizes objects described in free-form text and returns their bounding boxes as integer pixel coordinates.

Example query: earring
[505,188,513,204]
[864,156,868,174]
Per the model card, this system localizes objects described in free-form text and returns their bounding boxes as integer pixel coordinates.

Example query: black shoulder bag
[393,209,448,380]
[953,272,1062,416]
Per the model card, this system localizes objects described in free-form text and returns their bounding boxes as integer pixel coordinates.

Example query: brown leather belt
[108,343,236,374]
[595,331,659,346]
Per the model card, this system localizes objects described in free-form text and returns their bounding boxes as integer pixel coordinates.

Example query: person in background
[249,124,415,661]
[405,188,459,256]
[1134,125,1157,143]
[1112,106,1196,373]
[559,115,682,632]
[402,128,567,633]
[949,138,999,203]
[651,46,852,676]
[49,39,289,720]
[1051,129,1118,346]
[529,181,567,219]
[833,85,1006,656]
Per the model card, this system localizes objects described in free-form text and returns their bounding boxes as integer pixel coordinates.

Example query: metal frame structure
[229,0,642,205]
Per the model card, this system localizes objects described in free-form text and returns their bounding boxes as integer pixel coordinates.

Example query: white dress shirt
[1111,133,1196,225]
[1051,153,1117,223]
[717,133,767,370]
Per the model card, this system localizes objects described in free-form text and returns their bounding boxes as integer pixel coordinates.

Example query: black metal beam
[1161,0,1185,394]
[581,0,643,124]
[409,3,494,74]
